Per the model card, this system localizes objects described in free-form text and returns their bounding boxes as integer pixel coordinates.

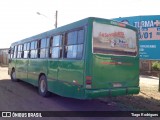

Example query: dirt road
[0,67,122,110]
[0,67,126,120]
[0,67,10,79]
[0,67,159,119]
[101,75,160,111]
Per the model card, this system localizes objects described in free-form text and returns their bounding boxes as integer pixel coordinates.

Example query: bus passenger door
[22,43,30,81]
[8,46,15,74]
[22,56,29,81]
[58,59,84,97]
[47,36,60,93]
[57,30,85,98]
[9,46,18,77]
[47,59,59,93]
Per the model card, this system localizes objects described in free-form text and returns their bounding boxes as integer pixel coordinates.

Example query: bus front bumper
[85,87,140,99]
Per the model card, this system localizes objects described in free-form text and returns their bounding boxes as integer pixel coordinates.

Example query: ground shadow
[105,94,160,111]
[0,79,120,112]
[0,79,159,112]
[140,75,159,80]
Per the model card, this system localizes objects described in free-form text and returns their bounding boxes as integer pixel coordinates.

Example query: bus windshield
[92,22,137,56]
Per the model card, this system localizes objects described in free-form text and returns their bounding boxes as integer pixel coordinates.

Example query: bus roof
[11,17,137,46]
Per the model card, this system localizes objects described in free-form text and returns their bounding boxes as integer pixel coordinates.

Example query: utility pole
[55,10,58,28]
[37,11,58,29]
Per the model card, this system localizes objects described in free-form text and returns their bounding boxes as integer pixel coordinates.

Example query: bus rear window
[92,22,137,56]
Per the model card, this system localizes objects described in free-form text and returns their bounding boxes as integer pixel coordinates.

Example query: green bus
[8,17,140,99]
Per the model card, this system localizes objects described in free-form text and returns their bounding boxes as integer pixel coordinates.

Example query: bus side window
[37,40,41,58]
[27,43,31,58]
[21,44,24,58]
[35,41,38,58]
[24,43,30,58]
[30,41,36,58]
[40,38,47,58]
[63,45,67,58]
[51,35,62,58]
[64,29,84,59]
[77,30,84,59]
[13,46,17,58]
[10,46,14,59]
[46,38,50,58]
[49,36,53,58]
[17,45,23,58]
[24,43,27,58]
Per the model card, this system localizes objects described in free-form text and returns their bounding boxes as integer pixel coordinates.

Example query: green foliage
[152,61,160,71]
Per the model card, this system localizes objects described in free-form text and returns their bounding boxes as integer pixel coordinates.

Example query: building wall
[0,48,9,66]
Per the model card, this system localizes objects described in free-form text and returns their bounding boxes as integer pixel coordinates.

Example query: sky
[0,0,160,48]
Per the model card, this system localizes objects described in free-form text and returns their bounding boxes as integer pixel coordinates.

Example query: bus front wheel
[38,75,51,97]
[11,69,18,82]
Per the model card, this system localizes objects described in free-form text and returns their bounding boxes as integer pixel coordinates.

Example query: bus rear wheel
[11,69,18,82]
[38,75,51,97]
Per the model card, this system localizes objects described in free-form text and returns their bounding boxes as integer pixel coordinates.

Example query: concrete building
[0,48,9,66]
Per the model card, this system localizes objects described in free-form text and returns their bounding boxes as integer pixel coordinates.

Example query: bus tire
[38,75,51,97]
[11,69,18,82]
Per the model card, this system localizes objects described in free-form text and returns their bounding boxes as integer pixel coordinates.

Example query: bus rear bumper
[85,87,140,99]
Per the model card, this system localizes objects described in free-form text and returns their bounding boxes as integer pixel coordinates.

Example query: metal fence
[0,48,9,66]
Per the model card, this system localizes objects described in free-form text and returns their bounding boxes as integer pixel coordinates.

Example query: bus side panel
[55,60,85,98]
[27,59,48,86]
[16,59,28,81]
[47,25,88,99]
[47,59,58,93]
